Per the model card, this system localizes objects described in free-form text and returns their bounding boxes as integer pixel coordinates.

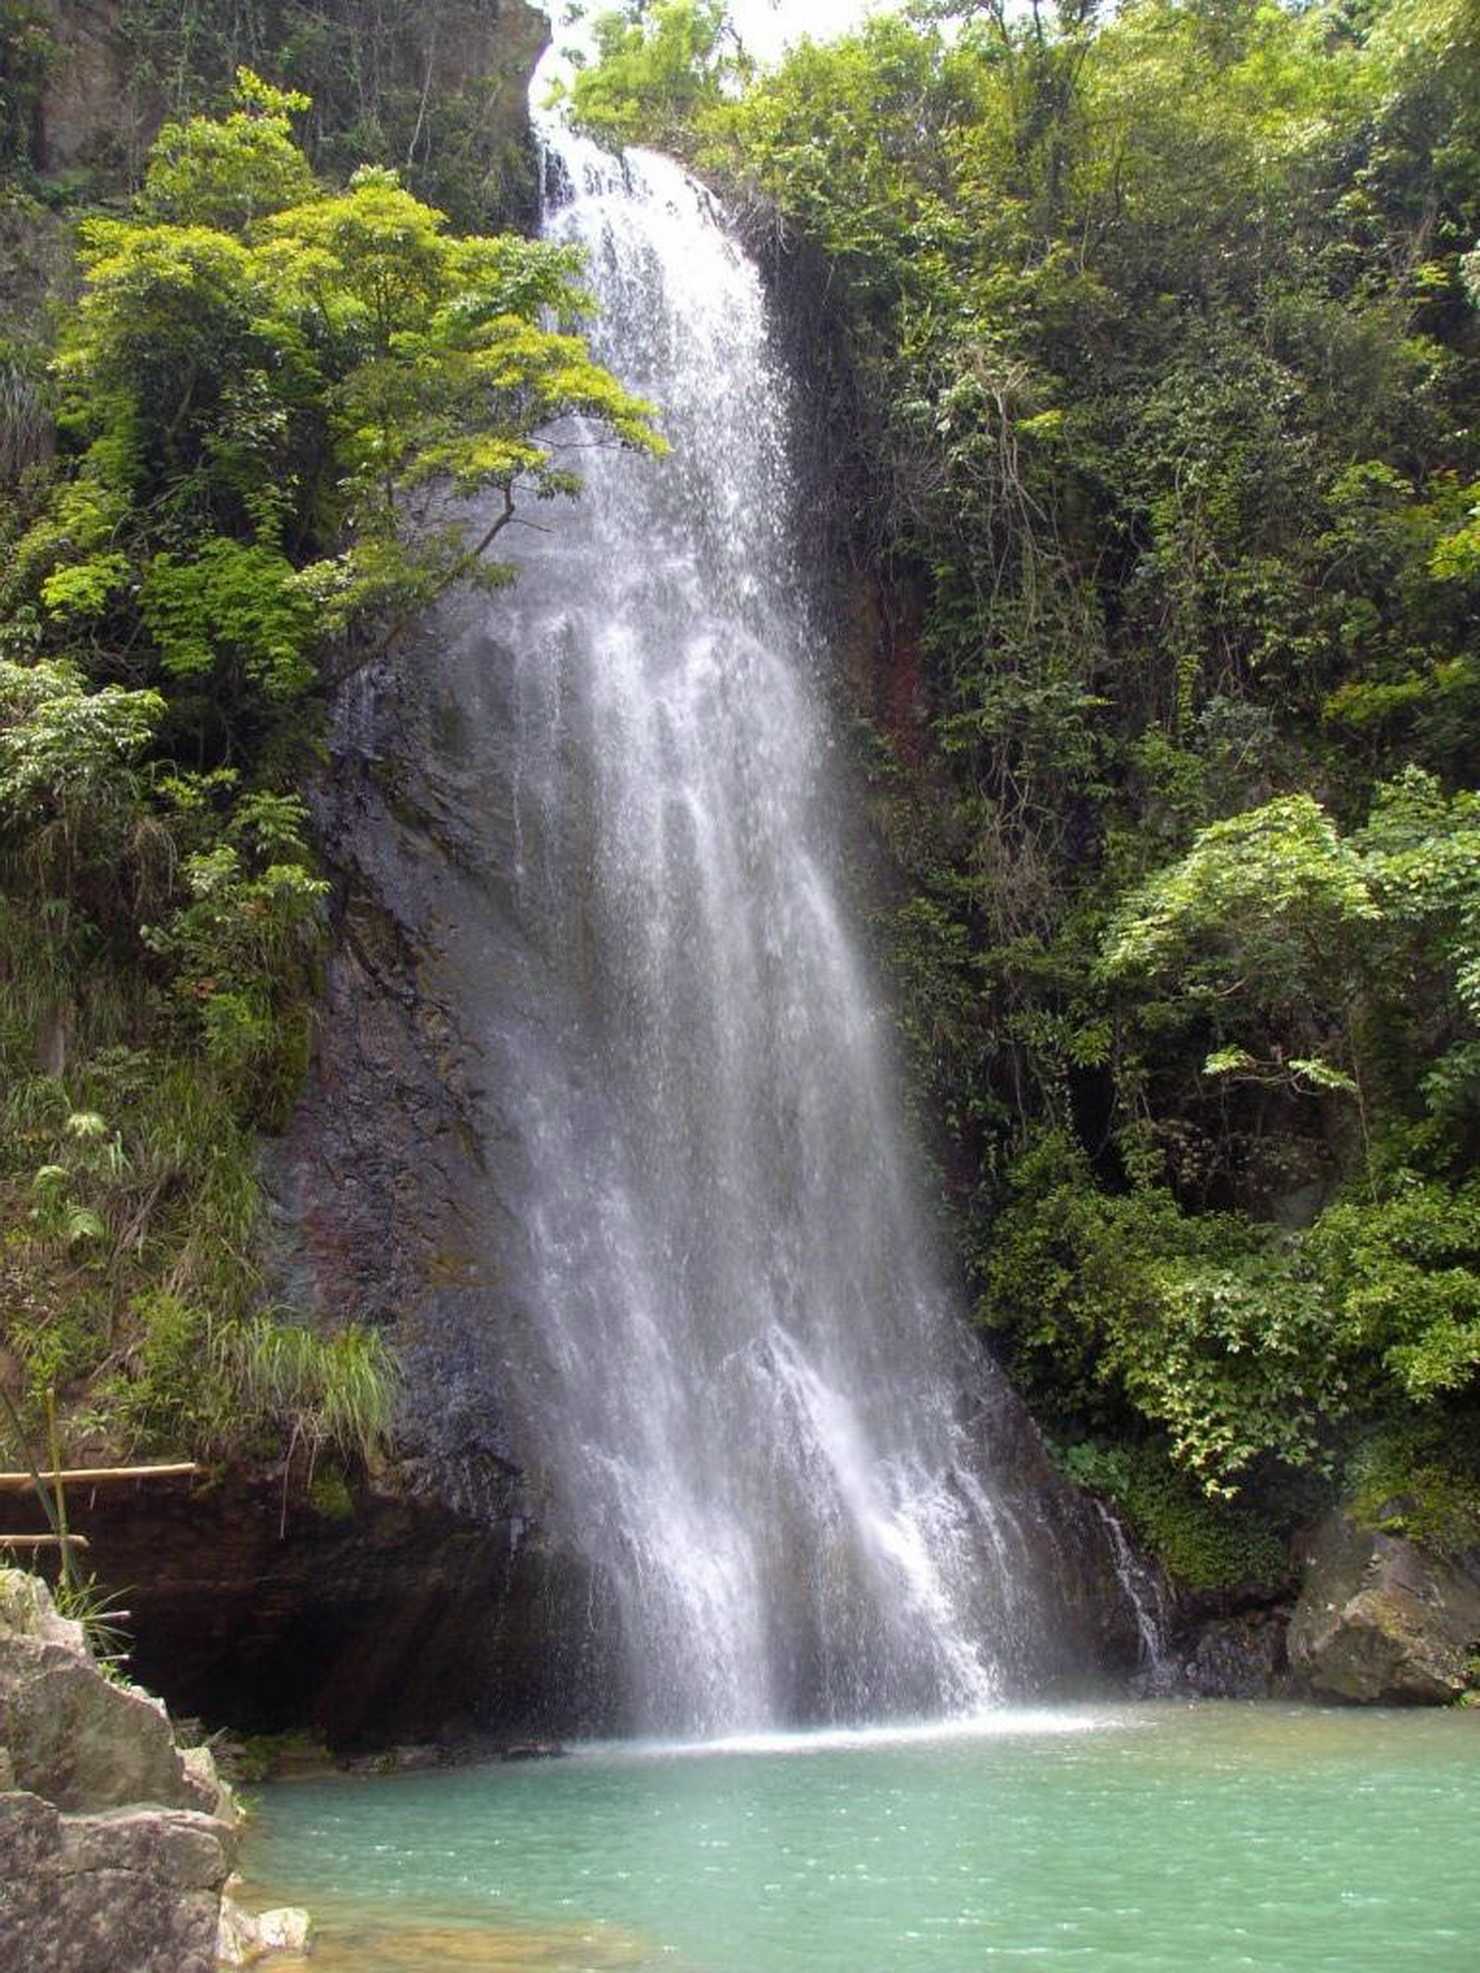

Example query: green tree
[558,0,747,152]
[27,71,663,706]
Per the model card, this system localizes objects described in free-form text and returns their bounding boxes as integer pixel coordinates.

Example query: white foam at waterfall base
[584,1708,1128,1765]
[467,114,1052,1733]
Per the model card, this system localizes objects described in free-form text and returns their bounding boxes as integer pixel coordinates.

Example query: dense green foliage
[573,0,1480,1581]
[0,67,657,1471]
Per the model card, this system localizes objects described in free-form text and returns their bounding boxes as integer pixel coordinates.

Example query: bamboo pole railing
[0,1461,199,1571]
[0,1463,199,1491]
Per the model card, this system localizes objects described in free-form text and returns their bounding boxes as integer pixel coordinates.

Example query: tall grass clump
[224,1316,397,1467]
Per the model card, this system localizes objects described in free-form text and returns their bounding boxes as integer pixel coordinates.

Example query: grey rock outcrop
[0,1569,241,1973]
[0,1568,208,1812]
[0,1792,233,1973]
[1288,1510,1480,1703]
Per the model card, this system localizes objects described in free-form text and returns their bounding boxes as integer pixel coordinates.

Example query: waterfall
[449,124,1059,1736]
[1093,1501,1174,1687]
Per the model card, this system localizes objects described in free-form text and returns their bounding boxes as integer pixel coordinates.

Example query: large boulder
[1288,1511,1480,1703]
[0,1791,233,1973]
[0,1570,209,1811]
[0,1568,244,1973]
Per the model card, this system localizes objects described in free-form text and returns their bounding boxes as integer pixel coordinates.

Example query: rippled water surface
[245,1704,1480,1972]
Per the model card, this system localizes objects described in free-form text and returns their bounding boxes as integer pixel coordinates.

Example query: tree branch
[325,483,519,691]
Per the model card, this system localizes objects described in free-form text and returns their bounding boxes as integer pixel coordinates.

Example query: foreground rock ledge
[0,1566,302,1972]
[0,1567,216,1814]
[0,1791,233,1973]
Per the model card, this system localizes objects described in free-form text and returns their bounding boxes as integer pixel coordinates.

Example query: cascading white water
[1093,1500,1175,1685]
[465,123,1057,1735]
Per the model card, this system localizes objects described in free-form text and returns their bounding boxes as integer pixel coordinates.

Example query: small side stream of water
[244,1704,1480,1973]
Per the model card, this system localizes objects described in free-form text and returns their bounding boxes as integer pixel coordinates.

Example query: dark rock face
[34,0,153,178]
[1179,1610,1292,1700]
[1288,1511,1480,1703]
[262,629,535,1494]
[955,1385,1150,1685]
[52,1464,619,1745]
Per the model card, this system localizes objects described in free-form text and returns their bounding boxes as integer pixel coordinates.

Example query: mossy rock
[1288,1511,1480,1704]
